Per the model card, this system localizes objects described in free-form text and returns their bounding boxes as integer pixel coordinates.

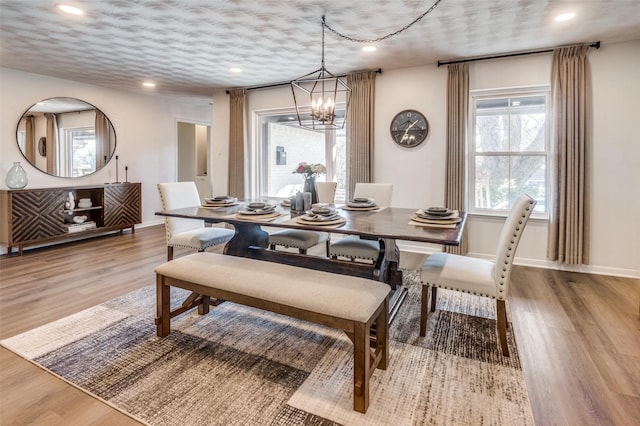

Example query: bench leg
[376,297,389,370]
[353,322,370,413]
[156,275,171,337]
[199,295,211,315]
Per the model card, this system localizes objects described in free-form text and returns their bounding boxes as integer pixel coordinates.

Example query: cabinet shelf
[63,206,103,213]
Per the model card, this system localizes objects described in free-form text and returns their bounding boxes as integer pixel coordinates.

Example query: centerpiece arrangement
[293,162,326,204]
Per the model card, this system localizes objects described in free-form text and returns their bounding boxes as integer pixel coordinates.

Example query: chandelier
[291,16,351,130]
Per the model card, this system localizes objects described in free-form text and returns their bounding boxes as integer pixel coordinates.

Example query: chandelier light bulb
[555,12,575,22]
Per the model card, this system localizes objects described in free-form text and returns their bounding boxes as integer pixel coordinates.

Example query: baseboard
[138,219,165,229]
[396,242,640,279]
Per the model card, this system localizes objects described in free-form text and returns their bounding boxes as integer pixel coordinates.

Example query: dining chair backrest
[353,183,393,208]
[316,181,337,204]
[157,182,205,239]
[493,194,537,298]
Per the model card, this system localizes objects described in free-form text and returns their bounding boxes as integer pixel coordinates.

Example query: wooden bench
[154,252,391,413]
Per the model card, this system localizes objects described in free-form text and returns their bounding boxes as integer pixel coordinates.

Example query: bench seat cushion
[155,252,391,323]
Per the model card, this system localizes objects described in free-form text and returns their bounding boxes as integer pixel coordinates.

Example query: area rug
[1,270,534,426]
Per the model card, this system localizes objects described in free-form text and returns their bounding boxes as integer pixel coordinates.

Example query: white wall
[589,41,640,275]
[3,40,638,277]
[1,68,213,254]
[211,90,231,196]
[211,40,639,277]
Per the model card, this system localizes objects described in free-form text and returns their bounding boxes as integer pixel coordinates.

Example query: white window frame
[253,106,346,202]
[61,126,96,177]
[468,85,550,218]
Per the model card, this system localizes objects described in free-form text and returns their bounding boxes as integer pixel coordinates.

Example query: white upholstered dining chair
[157,182,235,261]
[419,194,537,357]
[269,181,337,256]
[329,183,393,262]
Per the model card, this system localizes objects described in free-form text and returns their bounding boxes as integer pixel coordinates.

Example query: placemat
[341,206,382,212]
[295,217,347,227]
[409,215,462,225]
[223,212,282,222]
[408,220,458,229]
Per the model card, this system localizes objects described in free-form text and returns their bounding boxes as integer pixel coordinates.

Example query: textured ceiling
[1,0,639,101]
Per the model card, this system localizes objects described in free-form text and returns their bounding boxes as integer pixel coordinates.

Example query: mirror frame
[16,97,117,178]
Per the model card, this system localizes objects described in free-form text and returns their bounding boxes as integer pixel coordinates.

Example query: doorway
[177,121,211,199]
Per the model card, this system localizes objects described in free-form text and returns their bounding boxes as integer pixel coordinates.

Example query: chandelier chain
[322,0,443,43]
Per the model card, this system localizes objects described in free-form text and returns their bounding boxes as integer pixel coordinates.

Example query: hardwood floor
[1,225,638,425]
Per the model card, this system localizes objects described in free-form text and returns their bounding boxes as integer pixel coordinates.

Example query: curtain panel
[44,113,58,175]
[228,89,247,199]
[24,115,35,162]
[444,63,469,255]
[547,46,591,264]
[346,71,376,199]
[95,110,110,169]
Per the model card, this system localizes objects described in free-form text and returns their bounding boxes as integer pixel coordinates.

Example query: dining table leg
[381,238,406,322]
[223,223,270,257]
[380,239,403,286]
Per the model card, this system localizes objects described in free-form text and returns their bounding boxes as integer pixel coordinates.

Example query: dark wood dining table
[156,201,466,321]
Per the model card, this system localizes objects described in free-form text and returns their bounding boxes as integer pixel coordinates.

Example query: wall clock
[389,109,429,147]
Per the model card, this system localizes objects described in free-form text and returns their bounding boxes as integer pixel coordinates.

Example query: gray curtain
[547,46,591,264]
[24,115,35,162]
[444,63,469,255]
[95,110,110,169]
[346,71,376,199]
[228,89,246,199]
[44,113,58,175]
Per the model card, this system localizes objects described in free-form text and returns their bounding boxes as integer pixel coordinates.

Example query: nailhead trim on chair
[157,189,173,243]
[425,282,497,299]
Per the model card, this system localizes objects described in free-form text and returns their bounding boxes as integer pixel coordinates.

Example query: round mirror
[16,97,116,178]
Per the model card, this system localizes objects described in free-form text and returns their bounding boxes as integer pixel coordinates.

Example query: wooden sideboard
[0,182,141,255]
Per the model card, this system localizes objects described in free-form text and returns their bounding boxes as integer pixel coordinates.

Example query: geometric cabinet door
[10,189,66,243]
[103,183,141,228]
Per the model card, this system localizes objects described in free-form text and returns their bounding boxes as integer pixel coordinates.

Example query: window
[469,87,549,215]
[257,109,346,201]
[60,127,96,177]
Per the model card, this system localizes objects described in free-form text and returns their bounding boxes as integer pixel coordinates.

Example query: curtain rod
[225,68,382,94]
[437,41,600,67]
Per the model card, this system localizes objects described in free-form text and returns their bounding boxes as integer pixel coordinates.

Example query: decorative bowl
[78,198,92,208]
[73,215,88,223]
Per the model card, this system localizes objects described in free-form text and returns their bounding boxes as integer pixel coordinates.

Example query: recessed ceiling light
[229,67,242,73]
[555,12,575,22]
[56,3,84,15]
[143,81,156,88]
[362,46,377,52]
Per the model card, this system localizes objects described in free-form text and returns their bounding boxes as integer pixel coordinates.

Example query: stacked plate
[304,206,340,221]
[237,202,277,216]
[203,196,238,207]
[296,206,345,225]
[344,197,378,210]
[411,207,461,224]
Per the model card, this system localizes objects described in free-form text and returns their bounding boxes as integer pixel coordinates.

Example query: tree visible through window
[469,87,549,214]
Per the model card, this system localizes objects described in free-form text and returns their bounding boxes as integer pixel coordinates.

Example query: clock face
[390,110,429,147]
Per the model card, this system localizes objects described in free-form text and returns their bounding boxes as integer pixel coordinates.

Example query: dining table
[156,200,467,322]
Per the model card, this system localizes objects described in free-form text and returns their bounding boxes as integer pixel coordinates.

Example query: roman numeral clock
[390,109,429,148]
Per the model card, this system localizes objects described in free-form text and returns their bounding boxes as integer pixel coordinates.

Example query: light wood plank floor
[1,225,638,425]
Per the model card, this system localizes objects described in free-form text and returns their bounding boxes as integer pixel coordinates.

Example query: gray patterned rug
[1,270,533,426]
